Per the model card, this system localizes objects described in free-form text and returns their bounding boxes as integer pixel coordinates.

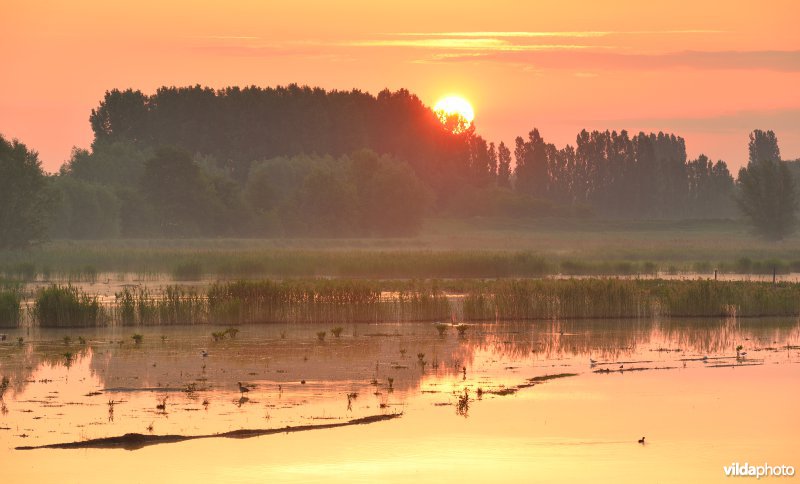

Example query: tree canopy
[0,135,52,248]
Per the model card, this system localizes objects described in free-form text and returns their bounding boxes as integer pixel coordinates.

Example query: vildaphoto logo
[724,462,795,479]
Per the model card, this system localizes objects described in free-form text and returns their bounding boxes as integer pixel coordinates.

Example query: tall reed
[33,285,103,327]
[0,284,22,328]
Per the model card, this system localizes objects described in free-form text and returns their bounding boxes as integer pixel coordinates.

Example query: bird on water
[238,382,249,394]
[638,437,645,444]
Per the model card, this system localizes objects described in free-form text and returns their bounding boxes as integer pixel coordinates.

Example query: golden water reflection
[1,318,799,482]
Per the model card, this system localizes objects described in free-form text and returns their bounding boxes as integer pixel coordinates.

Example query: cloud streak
[423,50,800,72]
[390,30,726,38]
[580,108,800,134]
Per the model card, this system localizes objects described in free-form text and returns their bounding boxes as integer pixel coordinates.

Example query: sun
[434,95,475,133]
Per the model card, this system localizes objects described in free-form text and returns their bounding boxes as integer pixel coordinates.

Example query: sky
[2,0,799,172]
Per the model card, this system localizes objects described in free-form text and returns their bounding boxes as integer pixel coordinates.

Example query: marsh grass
[114,286,205,326]
[463,279,800,320]
[206,279,449,324]
[33,285,102,327]
[16,277,800,328]
[0,284,22,328]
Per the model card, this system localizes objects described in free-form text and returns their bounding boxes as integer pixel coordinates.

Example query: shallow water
[1,318,799,482]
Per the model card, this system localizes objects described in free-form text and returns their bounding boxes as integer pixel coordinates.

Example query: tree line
[0,85,797,247]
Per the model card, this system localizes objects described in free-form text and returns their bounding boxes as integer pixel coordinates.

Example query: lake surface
[1,318,799,483]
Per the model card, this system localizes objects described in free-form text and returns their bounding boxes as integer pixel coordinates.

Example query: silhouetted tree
[0,135,52,248]
[497,142,512,188]
[736,158,797,240]
[748,129,781,166]
[140,147,219,236]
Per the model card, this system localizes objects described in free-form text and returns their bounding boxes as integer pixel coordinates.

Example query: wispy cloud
[390,30,725,38]
[581,108,800,134]
[343,38,592,51]
[423,50,800,72]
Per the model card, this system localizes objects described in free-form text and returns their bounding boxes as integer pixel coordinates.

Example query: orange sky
[2,0,799,172]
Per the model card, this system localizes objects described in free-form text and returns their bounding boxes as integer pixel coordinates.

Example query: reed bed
[114,286,206,326]
[0,283,22,328]
[207,279,450,324]
[33,285,102,328]
[464,279,800,320]
[12,278,800,328]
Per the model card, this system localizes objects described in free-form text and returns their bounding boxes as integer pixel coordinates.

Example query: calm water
[1,318,799,483]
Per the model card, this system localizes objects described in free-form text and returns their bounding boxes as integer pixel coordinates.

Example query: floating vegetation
[456,388,470,417]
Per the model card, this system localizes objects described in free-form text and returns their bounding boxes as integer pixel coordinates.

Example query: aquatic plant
[435,322,449,336]
[33,285,102,327]
[0,284,22,328]
[331,326,343,338]
[456,324,468,337]
[224,327,239,338]
[316,331,326,341]
[0,376,9,400]
[456,388,470,417]
[63,335,72,345]
[132,333,143,345]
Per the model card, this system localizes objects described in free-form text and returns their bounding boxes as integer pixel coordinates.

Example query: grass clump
[33,285,102,327]
[0,284,22,328]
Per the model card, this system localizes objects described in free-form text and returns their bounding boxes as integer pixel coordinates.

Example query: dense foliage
[4,85,797,240]
[0,135,52,248]
[736,131,798,240]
